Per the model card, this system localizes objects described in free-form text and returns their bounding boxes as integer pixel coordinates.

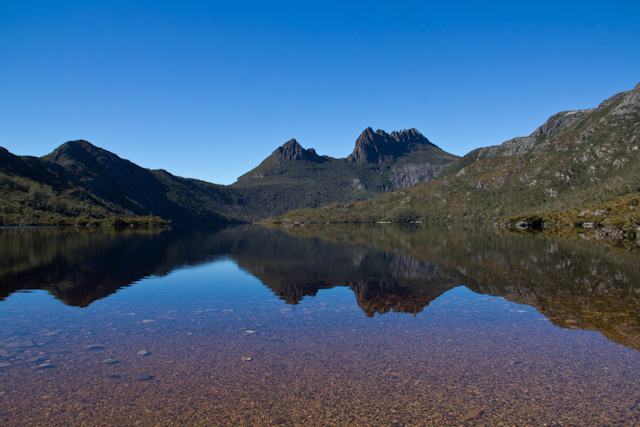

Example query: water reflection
[2,225,640,426]
[276,223,640,352]
[1,225,639,352]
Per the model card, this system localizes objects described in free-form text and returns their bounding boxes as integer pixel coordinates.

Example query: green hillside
[0,128,459,225]
[0,142,232,226]
[268,82,640,226]
[2,82,639,229]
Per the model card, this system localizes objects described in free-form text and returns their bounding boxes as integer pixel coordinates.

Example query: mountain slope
[1,141,234,225]
[231,128,459,218]
[1,127,458,224]
[0,146,129,224]
[442,84,639,177]
[5,82,638,227]
[270,82,640,224]
[43,140,176,217]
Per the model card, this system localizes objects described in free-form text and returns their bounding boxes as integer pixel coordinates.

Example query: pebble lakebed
[1,274,639,427]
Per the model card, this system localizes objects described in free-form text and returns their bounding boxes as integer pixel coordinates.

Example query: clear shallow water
[1,225,640,426]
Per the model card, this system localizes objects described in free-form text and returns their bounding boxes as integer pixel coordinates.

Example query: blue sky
[1,1,639,185]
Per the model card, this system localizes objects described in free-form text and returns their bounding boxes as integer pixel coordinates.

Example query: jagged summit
[235,127,458,195]
[347,127,436,163]
[268,138,326,165]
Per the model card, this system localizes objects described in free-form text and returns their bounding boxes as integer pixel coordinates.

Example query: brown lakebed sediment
[1,290,639,427]
[1,226,640,426]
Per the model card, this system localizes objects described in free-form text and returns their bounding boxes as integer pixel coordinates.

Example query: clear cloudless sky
[1,1,639,184]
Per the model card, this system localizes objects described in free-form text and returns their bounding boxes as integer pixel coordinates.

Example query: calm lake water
[1,224,640,426]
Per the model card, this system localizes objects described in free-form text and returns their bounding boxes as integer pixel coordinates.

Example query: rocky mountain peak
[347,127,435,164]
[268,139,324,165]
[390,128,426,143]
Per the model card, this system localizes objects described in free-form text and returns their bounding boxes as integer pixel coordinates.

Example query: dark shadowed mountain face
[0,148,65,182]
[0,140,241,226]
[43,141,174,217]
[0,144,128,224]
[346,127,438,163]
[266,139,327,165]
[43,140,234,225]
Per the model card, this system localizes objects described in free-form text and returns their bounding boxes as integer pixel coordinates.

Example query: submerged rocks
[4,341,35,349]
[85,345,105,351]
[36,363,54,370]
[460,408,483,422]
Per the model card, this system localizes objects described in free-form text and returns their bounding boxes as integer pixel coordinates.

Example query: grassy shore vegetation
[501,192,640,251]
[0,172,170,227]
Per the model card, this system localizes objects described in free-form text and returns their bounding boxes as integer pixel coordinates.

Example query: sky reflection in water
[1,226,639,426]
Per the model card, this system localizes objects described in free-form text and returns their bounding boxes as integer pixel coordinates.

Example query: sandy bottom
[1,284,640,427]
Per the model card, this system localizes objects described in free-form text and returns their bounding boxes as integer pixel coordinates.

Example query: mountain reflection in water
[1,224,639,351]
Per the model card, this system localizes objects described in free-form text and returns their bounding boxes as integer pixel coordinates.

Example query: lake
[1,224,639,426]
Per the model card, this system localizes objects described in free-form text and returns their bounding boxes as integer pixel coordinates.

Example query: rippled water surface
[1,225,640,426]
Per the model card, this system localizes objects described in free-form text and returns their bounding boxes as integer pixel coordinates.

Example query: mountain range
[272,82,640,229]
[0,127,457,225]
[1,82,638,227]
